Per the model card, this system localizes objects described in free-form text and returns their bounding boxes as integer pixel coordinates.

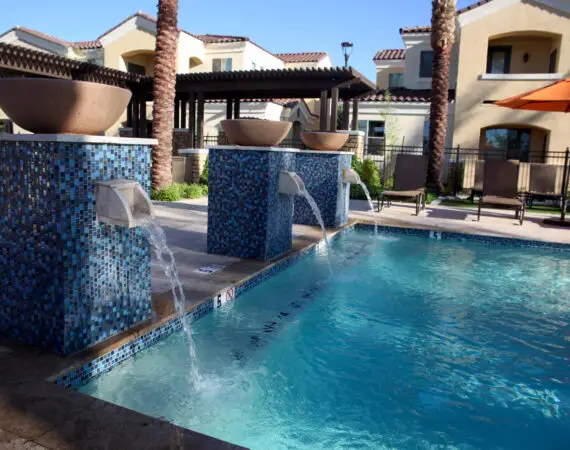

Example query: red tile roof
[0,26,102,49]
[275,52,328,63]
[195,34,248,44]
[373,49,405,61]
[400,0,496,34]
[399,25,432,35]
[361,88,456,103]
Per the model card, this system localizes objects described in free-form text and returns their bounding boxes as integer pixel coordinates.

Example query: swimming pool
[80,227,570,449]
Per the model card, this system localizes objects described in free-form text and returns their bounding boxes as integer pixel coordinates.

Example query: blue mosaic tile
[294,153,351,228]
[0,139,153,355]
[207,148,296,261]
[355,223,570,252]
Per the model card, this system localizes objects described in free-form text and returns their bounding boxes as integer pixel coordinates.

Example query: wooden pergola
[0,43,376,146]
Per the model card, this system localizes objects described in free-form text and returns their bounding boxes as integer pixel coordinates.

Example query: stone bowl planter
[0,78,132,135]
[301,131,349,151]
[221,119,292,147]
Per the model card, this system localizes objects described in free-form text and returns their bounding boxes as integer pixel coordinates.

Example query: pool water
[80,230,570,449]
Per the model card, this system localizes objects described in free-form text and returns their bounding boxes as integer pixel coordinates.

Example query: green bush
[151,183,208,202]
[199,157,209,185]
[349,156,381,200]
[151,184,182,201]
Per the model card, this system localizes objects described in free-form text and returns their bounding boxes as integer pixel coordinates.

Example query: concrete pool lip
[3,211,570,448]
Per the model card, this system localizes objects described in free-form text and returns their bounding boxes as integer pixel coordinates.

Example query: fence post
[453,145,461,196]
[561,148,569,221]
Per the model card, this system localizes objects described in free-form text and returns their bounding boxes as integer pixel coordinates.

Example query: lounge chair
[469,161,484,203]
[377,154,427,216]
[477,160,525,225]
[526,163,562,208]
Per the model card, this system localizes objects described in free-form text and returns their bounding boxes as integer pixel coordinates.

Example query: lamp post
[341,42,354,68]
[340,42,354,130]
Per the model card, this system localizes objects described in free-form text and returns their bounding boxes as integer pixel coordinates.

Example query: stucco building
[0,11,332,137]
[365,0,570,159]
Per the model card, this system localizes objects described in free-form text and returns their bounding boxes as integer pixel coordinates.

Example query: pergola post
[341,100,350,130]
[138,95,147,138]
[180,99,186,129]
[174,97,180,129]
[233,98,240,119]
[197,91,205,148]
[319,90,329,132]
[188,91,196,148]
[126,100,133,128]
[132,93,139,137]
[226,97,233,120]
[351,98,359,131]
[329,87,339,132]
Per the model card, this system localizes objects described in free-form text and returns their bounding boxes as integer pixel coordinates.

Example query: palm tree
[151,0,179,190]
[427,0,456,194]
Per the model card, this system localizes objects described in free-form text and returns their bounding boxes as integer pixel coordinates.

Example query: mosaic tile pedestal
[294,151,353,228]
[0,134,157,355]
[207,146,297,261]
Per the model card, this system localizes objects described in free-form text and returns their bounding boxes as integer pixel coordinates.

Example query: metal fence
[363,144,570,198]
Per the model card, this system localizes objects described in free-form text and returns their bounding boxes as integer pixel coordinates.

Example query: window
[419,51,433,78]
[388,73,404,88]
[486,46,511,74]
[484,128,531,161]
[549,49,558,74]
[127,62,146,75]
[212,58,233,72]
[423,120,430,150]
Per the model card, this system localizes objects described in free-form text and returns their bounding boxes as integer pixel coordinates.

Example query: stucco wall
[376,67,405,89]
[242,42,284,70]
[202,41,246,71]
[453,1,570,151]
[489,35,558,73]
[178,31,206,73]
[103,28,157,72]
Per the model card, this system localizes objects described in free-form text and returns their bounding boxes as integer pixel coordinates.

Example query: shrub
[350,156,381,200]
[199,157,208,185]
[151,184,182,201]
[151,183,208,202]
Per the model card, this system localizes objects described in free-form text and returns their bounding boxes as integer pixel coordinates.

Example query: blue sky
[0,0,475,81]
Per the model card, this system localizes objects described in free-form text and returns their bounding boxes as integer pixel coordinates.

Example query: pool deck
[2,197,569,449]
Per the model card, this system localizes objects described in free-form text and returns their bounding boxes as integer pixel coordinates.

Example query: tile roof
[400,0,496,34]
[275,52,328,63]
[195,34,248,43]
[0,26,102,49]
[373,49,405,61]
[361,88,456,103]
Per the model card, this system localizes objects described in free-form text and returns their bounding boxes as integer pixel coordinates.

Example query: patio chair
[477,160,525,225]
[526,163,562,208]
[469,161,484,203]
[377,154,427,216]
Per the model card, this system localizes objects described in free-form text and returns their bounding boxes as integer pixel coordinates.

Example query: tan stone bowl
[0,78,132,135]
[221,119,292,147]
[301,131,349,151]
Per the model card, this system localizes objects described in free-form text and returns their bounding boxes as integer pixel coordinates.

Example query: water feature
[139,218,200,385]
[357,181,378,234]
[298,189,332,273]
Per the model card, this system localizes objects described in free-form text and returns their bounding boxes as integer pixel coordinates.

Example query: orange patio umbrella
[494,78,570,112]
[494,78,570,227]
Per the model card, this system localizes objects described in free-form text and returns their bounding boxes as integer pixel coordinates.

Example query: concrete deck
[2,196,568,449]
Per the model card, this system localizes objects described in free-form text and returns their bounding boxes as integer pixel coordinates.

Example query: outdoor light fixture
[523,52,530,63]
[341,42,354,67]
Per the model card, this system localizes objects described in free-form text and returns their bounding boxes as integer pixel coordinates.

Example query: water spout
[278,171,306,196]
[341,169,377,234]
[95,179,155,228]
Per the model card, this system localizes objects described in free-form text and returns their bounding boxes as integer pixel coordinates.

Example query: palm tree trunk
[427,0,456,194]
[151,0,179,190]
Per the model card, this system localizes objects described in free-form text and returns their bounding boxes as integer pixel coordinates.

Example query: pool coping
[50,221,570,390]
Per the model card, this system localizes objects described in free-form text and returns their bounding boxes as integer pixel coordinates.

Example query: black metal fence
[363,144,570,197]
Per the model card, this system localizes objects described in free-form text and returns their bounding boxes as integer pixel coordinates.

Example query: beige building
[0,11,332,136]
[366,0,570,163]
